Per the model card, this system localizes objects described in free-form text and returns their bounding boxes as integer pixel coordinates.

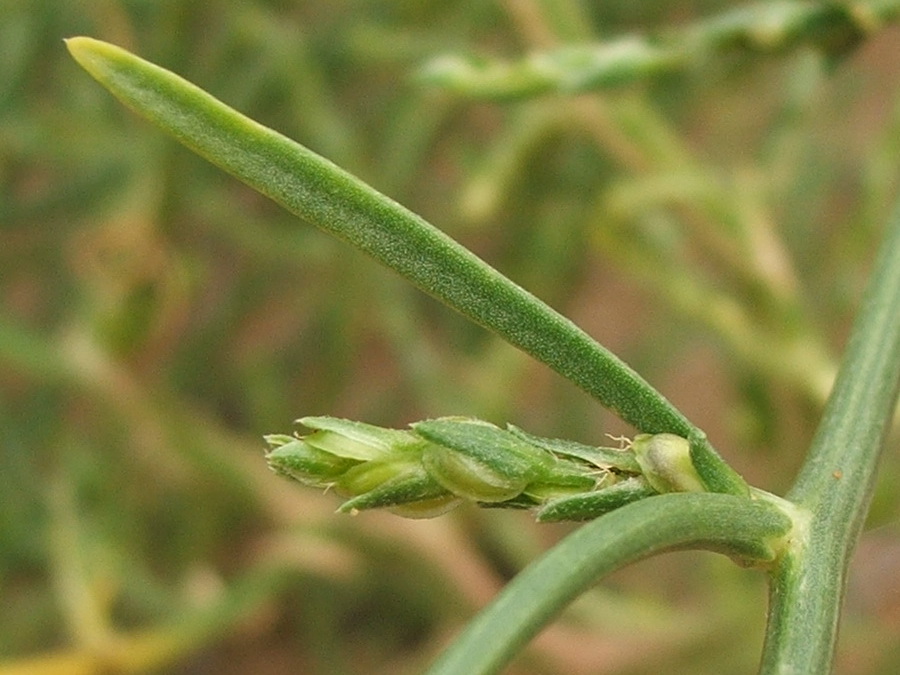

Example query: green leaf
[64,37,726,454]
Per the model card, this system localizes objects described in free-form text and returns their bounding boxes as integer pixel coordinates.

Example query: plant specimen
[65,2,900,671]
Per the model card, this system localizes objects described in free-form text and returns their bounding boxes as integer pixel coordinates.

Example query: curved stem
[760,197,900,672]
[426,493,791,675]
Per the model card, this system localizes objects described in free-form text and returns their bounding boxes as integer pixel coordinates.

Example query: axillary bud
[631,433,705,494]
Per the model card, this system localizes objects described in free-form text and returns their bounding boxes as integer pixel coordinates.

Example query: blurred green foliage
[2,0,900,673]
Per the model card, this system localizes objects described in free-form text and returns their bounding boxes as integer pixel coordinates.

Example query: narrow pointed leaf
[65,37,731,465]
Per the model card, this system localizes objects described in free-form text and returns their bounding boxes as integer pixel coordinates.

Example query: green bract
[415,418,555,502]
[300,416,422,460]
[422,444,530,503]
[506,425,641,473]
[536,476,656,522]
[337,462,455,516]
[264,437,360,486]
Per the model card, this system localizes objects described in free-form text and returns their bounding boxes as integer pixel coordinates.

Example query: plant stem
[760,198,900,673]
[426,493,791,675]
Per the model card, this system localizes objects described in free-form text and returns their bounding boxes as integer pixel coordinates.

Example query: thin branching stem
[426,493,791,675]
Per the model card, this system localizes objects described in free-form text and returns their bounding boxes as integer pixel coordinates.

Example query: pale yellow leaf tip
[64,37,124,80]
[64,35,101,60]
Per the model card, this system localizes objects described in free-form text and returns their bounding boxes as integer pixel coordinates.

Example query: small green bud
[415,418,555,503]
[335,458,417,496]
[422,443,528,503]
[414,418,553,477]
[265,437,360,486]
[632,433,705,494]
[298,416,423,461]
[337,465,458,517]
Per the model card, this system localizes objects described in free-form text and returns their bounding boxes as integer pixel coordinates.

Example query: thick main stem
[760,200,900,673]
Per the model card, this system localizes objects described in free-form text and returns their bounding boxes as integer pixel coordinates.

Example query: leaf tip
[64,36,124,80]
[64,35,100,59]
